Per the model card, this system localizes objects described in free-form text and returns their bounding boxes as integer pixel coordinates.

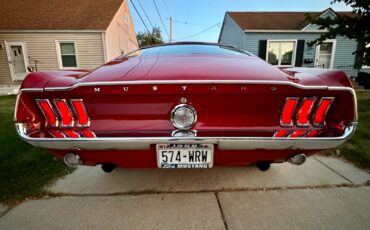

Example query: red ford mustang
[15,42,357,172]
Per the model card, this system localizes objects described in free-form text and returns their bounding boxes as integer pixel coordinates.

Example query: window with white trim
[58,42,77,68]
[267,41,296,66]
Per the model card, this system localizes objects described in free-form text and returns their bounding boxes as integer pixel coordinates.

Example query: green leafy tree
[306,0,369,67]
[137,26,164,47]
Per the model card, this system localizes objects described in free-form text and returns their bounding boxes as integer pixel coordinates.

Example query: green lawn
[332,91,370,169]
[0,95,72,205]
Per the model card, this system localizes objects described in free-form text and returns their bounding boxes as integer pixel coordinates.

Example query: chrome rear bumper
[15,122,357,151]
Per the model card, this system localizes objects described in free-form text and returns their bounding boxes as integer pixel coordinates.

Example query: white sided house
[219,8,367,77]
[0,0,138,84]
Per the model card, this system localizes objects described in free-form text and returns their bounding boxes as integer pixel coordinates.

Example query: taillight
[276,96,335,138]
[37,99,58,127]
[289,130,306,137]
[81,130,96,138]
[306,130,320,137]
[36,98,93,138]
[71,99,89,127]
[280,98,298,126]
[314,97,334,126]
[296,98,315,127]
[274,130,289,137]
[53,99,74,127]
[63,130,80,138]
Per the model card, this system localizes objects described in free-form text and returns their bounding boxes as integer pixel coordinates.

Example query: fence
[337,65,360,78]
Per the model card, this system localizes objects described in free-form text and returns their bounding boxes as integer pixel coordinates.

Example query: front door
[315,40,336,69]
[7,42,28,81]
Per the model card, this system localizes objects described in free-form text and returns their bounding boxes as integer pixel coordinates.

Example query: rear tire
[101,163,117,173]
[256,162,271,171]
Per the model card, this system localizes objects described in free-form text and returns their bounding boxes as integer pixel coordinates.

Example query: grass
[0,95,72,205]
[330,91,370,169]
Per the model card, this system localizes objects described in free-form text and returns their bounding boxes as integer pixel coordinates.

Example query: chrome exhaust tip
[288,154,306,165]
[63,153,82,167]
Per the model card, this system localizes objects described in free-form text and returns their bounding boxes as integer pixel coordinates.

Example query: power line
[175,23,221,41]
[136,0,154,29]
[129,0,150,33]
[166,18,208,26]
[152,0,170,39]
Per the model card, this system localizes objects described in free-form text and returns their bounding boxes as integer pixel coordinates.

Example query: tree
[306,0,370,67]
[137,26,164,47]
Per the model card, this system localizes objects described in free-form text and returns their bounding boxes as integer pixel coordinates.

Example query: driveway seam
[215,192,229,230]
[46,183,369,198]
[314,157,354,184]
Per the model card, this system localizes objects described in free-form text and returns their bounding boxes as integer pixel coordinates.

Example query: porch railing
[337,65,360,78]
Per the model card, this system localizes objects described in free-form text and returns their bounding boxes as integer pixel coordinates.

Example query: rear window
[126,44,250,57]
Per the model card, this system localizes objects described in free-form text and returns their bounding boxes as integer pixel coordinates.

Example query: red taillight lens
[306,130,320,137]
[63,130,80,138]
[81,130,96,138]
[37,99,58,127]
[314,98,334,126]
[296,98,315,127]
[71,99,89,127]
[274,130,290,137]
[54,99,74,127]
[289,130,306,137]
[280,98,298,126]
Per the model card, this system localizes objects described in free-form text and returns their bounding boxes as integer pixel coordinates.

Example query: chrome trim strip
[15,122,357,151]
[43,80,329,91]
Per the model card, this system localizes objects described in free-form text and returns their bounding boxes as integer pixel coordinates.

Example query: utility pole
[170,16,172,43]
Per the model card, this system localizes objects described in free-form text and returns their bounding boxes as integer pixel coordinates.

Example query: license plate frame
[156,144,214,168]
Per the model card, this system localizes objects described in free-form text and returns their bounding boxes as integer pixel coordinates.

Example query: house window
[267,41,296,66]
[58,42,77,68]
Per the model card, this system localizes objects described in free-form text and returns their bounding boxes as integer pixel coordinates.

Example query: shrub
[357,72,370,89]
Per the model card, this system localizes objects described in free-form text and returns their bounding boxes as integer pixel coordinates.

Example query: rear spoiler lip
[15,122,357,151]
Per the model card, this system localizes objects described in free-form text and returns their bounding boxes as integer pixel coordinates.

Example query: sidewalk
[0,85,19,96]
[0,156,369,230]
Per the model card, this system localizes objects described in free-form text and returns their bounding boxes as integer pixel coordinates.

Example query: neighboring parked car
[14,42,357,172]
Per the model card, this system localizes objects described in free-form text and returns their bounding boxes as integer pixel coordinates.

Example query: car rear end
[15,79,357,169]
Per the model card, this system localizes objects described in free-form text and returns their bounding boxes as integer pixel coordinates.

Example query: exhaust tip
[256,161,271,171]
[101,163,117,173]
[288,154,306,165]
[64,153,82,167]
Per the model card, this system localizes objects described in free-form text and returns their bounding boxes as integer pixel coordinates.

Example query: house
[0,0,138,84]
[219,8,367,76]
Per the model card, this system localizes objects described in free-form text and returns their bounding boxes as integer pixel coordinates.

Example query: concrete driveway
[1,155,370,230]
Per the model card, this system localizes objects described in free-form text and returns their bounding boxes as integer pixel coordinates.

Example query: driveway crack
[215,192,229,230]
[314,157,354,185]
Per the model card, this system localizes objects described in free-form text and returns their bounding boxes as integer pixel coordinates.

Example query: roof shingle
[227,10,353,30]
[0,0,124,30]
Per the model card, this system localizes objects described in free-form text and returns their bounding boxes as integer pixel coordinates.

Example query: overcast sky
[128,0,353,43]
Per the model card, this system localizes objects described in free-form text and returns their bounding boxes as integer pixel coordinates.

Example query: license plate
[156,144,214,168]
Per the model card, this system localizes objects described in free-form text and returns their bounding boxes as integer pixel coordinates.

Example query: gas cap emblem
[170,104,197,130]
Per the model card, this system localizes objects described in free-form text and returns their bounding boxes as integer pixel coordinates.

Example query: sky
[128,0,353,43]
